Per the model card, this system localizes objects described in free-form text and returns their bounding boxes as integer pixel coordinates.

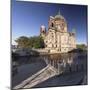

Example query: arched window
[51,23,54,27]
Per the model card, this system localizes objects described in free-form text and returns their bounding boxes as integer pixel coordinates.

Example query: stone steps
[13,64,58,89]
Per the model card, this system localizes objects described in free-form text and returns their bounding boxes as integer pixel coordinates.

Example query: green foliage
[15,36,44,49]
[15,36,30,48]
[76,44,87,50]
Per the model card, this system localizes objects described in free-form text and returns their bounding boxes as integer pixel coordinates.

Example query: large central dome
[55,10,65,20]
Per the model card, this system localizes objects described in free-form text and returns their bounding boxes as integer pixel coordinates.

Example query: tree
[76,44,87,50]
[29,36,44,48]
[15,36,45,49]
[15,36,30,49]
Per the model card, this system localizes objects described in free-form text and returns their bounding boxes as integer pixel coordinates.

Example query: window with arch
[51,23,54,27]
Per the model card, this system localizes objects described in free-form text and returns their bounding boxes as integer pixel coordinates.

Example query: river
[12,52,87,88]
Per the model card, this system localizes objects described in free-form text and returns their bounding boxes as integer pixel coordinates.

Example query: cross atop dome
[57,9,61,15]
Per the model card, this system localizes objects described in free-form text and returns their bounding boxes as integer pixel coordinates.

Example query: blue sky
[12,0,87,45]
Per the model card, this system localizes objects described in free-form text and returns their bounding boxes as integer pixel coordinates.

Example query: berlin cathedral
[40,11,76,53]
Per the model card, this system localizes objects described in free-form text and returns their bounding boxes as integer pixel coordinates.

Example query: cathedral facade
[40,11,76,53]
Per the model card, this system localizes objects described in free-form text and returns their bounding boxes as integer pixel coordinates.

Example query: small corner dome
[41,25,46,29]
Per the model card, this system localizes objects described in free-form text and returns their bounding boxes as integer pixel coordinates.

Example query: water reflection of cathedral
[40,10,76,53]
[42,53,86,74]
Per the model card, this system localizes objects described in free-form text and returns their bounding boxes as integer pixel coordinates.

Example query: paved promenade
[13,64,58,89]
